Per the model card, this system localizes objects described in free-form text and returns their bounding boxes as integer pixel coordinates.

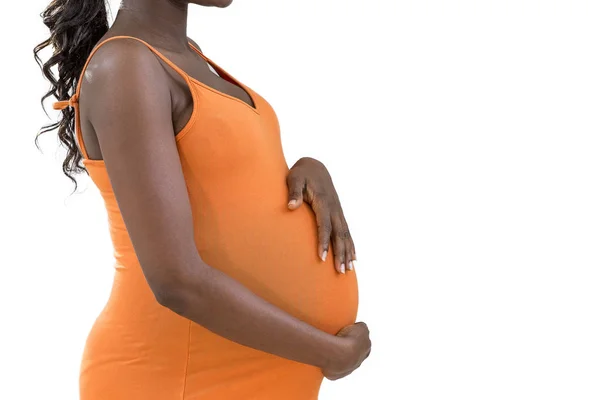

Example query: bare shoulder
[82,37,167,87]
[78,36,173,121]
[78,36,174,131]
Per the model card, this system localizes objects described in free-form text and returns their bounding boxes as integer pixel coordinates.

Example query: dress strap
[52,35,195,111]
[52,92,79,110]
[51,35,199,160]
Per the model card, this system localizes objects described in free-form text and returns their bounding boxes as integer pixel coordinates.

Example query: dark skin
[287,156,357,273]
[77,0,370,380]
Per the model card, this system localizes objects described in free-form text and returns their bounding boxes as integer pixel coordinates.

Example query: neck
[114,0,190,52]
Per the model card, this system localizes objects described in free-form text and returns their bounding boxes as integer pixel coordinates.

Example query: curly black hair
[34,0,110,194]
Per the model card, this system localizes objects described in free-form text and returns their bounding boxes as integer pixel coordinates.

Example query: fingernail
[340,264,345,274]
[288,199,297,207]
[348,261,353,271]
[321,250,327,261]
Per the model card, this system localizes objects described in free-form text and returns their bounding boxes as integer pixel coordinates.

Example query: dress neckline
[52,35,262,166]
[185,42,258,113]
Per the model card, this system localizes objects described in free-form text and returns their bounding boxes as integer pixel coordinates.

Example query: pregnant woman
[35,0,371,398]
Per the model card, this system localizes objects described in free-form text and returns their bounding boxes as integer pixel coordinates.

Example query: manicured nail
[321,250,327,261]
[348,261,353,271]
[340,263,345,274]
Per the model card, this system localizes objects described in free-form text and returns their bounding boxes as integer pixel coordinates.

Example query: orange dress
[53,35,359,400]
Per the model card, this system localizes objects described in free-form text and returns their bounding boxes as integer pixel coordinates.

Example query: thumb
[287,173,305,210]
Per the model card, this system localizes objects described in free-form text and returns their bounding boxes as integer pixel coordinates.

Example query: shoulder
[80,37,173,118]
[83,37,168,88]
[187,36,203,53]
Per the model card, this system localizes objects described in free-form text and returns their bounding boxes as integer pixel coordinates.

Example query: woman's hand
[287,157,356,274]
[322,322,372,380]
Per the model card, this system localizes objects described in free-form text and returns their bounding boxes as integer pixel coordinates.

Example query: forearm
[157,258,346,369]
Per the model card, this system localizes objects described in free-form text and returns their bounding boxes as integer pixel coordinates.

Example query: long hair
[34,0,110,193]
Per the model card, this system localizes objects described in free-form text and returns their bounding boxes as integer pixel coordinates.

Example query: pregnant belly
[80,178,359,399]
[194,195,359,334]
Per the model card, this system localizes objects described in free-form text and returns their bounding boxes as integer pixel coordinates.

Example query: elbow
[147,259,210,314]
[151,281,189,314]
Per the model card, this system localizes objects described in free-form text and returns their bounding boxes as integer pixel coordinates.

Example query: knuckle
[317,221,332,234]
[336,229,351,240]
[313,194,329,208]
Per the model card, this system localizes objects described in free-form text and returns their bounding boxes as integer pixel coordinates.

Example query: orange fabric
[53,35,358,399]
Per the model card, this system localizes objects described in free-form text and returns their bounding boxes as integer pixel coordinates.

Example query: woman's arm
[82,39,370,373]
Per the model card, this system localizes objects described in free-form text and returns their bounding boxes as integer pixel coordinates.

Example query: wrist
[317,333,351,371]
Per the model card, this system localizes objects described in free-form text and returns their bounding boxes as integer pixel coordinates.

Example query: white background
[2,0,600,399]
